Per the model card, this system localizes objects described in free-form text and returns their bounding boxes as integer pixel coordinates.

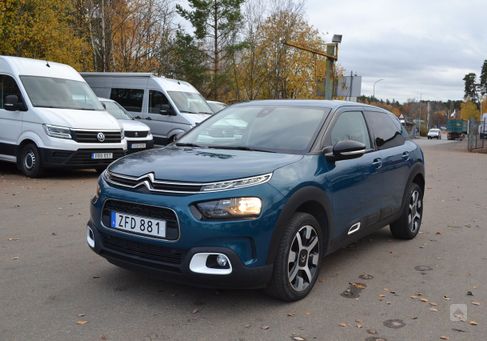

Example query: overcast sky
[306,0,487,102]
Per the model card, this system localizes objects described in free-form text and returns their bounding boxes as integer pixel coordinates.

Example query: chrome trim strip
[347,222,361,235]
[341,149,365,156]
[105,171,273,194]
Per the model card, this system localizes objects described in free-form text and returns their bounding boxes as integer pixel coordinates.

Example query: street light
[372,79,383,98]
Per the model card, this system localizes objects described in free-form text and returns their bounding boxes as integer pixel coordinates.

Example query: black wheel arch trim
[401,162,425,211]
[266,186,333,265]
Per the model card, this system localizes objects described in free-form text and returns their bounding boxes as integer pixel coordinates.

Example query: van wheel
[390,183,423,239]
[266,213,323,301]
[19,143,43,178]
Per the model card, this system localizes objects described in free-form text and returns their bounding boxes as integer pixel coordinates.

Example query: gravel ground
[1,139,486,341]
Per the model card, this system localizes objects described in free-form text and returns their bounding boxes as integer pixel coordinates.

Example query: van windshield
[167,91,213,114]
[101,100,132,120]
[20,76,104,111]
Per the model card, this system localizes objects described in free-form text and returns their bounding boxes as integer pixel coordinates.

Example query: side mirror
[159,104,176,116]
[325,140,366,161]
[4,95,23,111]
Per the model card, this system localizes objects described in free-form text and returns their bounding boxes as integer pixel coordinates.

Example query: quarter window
[0,75,25,110]
[365,111,405,149]
[110,88,144,112]
[330,111,371,149]
[149,90,170,114]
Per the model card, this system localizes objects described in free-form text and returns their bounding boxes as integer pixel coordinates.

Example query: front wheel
[390,183,423,239]
[266,213,323,301]
[19,143,43,178]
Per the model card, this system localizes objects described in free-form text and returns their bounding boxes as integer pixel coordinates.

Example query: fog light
[217,254,228,267]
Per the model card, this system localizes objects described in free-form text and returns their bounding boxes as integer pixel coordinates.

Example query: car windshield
[177,105,328,153]
[208,101,226,113]
[167,91,213,114]
[101,100,132,120]
[20,76,104,111]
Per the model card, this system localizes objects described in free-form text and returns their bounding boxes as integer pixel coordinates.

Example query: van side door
[0,75,26,161]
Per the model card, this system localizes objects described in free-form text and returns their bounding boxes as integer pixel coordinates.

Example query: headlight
[201,173,272,192]
[196,197,262,219]
[43,124,72,139]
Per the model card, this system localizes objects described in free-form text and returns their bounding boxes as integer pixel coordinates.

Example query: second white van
[0,56,126,177]
[82,73,213,145]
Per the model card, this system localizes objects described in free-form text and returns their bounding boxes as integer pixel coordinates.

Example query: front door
[319,110,380,243]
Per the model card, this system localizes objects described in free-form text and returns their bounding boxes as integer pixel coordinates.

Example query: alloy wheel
[24,151,36,170]
[408,189,422,233]
[287,225,320,292]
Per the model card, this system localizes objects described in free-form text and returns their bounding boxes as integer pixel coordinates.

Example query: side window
[365,111,405,149]
[330,111,371,149]
[0,75,25,110]
[149,90,170,114]
[110,88,144,112]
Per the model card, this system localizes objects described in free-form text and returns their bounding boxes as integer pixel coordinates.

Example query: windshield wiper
[206,145,276,153]
[175,142,205,148]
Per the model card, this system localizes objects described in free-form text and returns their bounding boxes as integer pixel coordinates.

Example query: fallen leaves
[469,320,478,326]
[338,322,348,328]
[471,301,480,306]
[292,336,305,341]
[7,237,19,241]
[261,325,270,330]
[76,320,88,325]
[191,308,199,314]
[439,336,449,340]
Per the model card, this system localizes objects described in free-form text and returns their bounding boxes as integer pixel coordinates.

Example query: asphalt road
[1,139,486,341]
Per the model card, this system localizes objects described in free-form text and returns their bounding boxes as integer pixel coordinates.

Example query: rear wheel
[19,143,43,178]
[266,213,323,301]
[390,182,423,239]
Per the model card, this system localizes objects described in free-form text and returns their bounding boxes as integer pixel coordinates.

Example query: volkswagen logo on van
[97,132,105,142]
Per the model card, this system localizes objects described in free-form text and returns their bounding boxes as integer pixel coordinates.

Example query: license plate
[110,211,166,238]
[131,143,146,149]
[91,152,113,160]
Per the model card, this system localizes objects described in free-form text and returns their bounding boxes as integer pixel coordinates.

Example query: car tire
[266,212,323,301]
[390,182,423,240]
[19,143,43,178]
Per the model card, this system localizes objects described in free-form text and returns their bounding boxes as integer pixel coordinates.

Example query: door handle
[134,116,141,119]
[372,158,382,169]
[402,151,410,160]
[146,117,152,120]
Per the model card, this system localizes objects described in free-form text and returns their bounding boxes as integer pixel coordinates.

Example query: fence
[467,118,487,152]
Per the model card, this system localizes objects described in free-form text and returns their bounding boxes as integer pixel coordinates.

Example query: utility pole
[283,35,341,100]
[373,79,383,98]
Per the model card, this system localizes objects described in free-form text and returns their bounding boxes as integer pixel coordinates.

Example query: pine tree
[463,73,478,101]
[177,0,245,100]
[480,60,487,96]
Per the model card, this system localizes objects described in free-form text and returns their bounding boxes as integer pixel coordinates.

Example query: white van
[0,56,126,177]
[81,73,213,145]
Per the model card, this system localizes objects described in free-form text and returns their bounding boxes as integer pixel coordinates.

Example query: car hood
[118,119,150,132]
[36,108,120,130]
[108,146,303,182]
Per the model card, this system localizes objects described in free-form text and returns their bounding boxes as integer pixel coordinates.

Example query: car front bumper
[40,148,126,168]
[87,176,284,288]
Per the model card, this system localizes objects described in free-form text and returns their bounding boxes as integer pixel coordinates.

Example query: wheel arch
[267,186,332,264]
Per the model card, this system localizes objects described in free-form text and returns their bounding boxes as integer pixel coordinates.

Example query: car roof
[232,99,390,112]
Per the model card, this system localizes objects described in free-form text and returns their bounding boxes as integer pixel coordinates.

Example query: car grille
[102,200,180,240]
[71,130,122,143]
[99,231,184,267]
[125,131,148,138]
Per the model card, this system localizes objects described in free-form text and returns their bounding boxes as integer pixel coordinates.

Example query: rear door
[0,75,26,160]
[364,111,409,218]
[320,110,381,240]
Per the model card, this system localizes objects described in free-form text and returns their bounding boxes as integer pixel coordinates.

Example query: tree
[463,73,478,101]
[177,0,245,99]
[480,60,487,96]
[460,100,480,121]
[166,30,209,92]
[0,0,91,70]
